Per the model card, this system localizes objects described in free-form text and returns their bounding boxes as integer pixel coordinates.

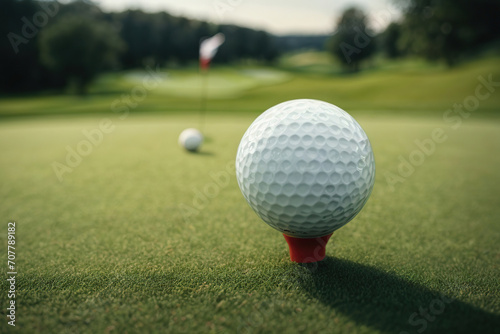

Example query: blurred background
[1,0,499,113]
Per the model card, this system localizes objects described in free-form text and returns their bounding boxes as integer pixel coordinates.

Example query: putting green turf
[0,110,499,333]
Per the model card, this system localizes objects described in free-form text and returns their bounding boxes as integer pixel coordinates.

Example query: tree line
[0,0,279,94]
[2,0,499,94]
[329,0,500,71]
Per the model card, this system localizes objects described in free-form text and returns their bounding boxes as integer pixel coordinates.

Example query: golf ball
[236,99,375,238]
[179,128,203,152]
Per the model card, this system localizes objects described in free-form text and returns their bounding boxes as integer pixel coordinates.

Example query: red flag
[199,33,225,70]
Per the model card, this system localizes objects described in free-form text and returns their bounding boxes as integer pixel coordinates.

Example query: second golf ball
[236,99,375,238]
[179,128,203,152]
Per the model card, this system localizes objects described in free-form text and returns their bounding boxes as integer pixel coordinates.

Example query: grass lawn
[1,56,500,117]
[1,54,500,333]
[0,108,499,333]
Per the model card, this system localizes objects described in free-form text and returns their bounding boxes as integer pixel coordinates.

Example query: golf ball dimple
[235,99,375,238]
[179,128,203,152]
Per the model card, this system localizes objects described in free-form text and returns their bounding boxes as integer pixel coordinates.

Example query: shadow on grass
[187,150,214,156]
[297,258,500,334]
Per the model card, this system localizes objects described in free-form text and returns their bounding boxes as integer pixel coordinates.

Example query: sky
[95,0,401,35]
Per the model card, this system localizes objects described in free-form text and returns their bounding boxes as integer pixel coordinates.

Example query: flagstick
[198,33,224,134]
[199,67,208,133]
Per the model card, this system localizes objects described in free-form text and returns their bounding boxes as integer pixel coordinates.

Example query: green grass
[0,54,500,332]
[0,110,499,333]
[1,56,500,117]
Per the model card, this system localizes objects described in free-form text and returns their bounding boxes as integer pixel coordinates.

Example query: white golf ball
[179,128,203,152]
[236,99,375,238]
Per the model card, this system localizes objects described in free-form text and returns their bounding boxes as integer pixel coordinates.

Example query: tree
[39,15,124,94]
[254,31,279,62]
[115,10,167,68]
[216,24,280,64]
[0,0,60,93]
[399,0,500,66]
[381,22,403,59]
[328,7,375,72]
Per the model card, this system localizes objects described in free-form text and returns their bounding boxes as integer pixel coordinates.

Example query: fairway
[1,111,499,333]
